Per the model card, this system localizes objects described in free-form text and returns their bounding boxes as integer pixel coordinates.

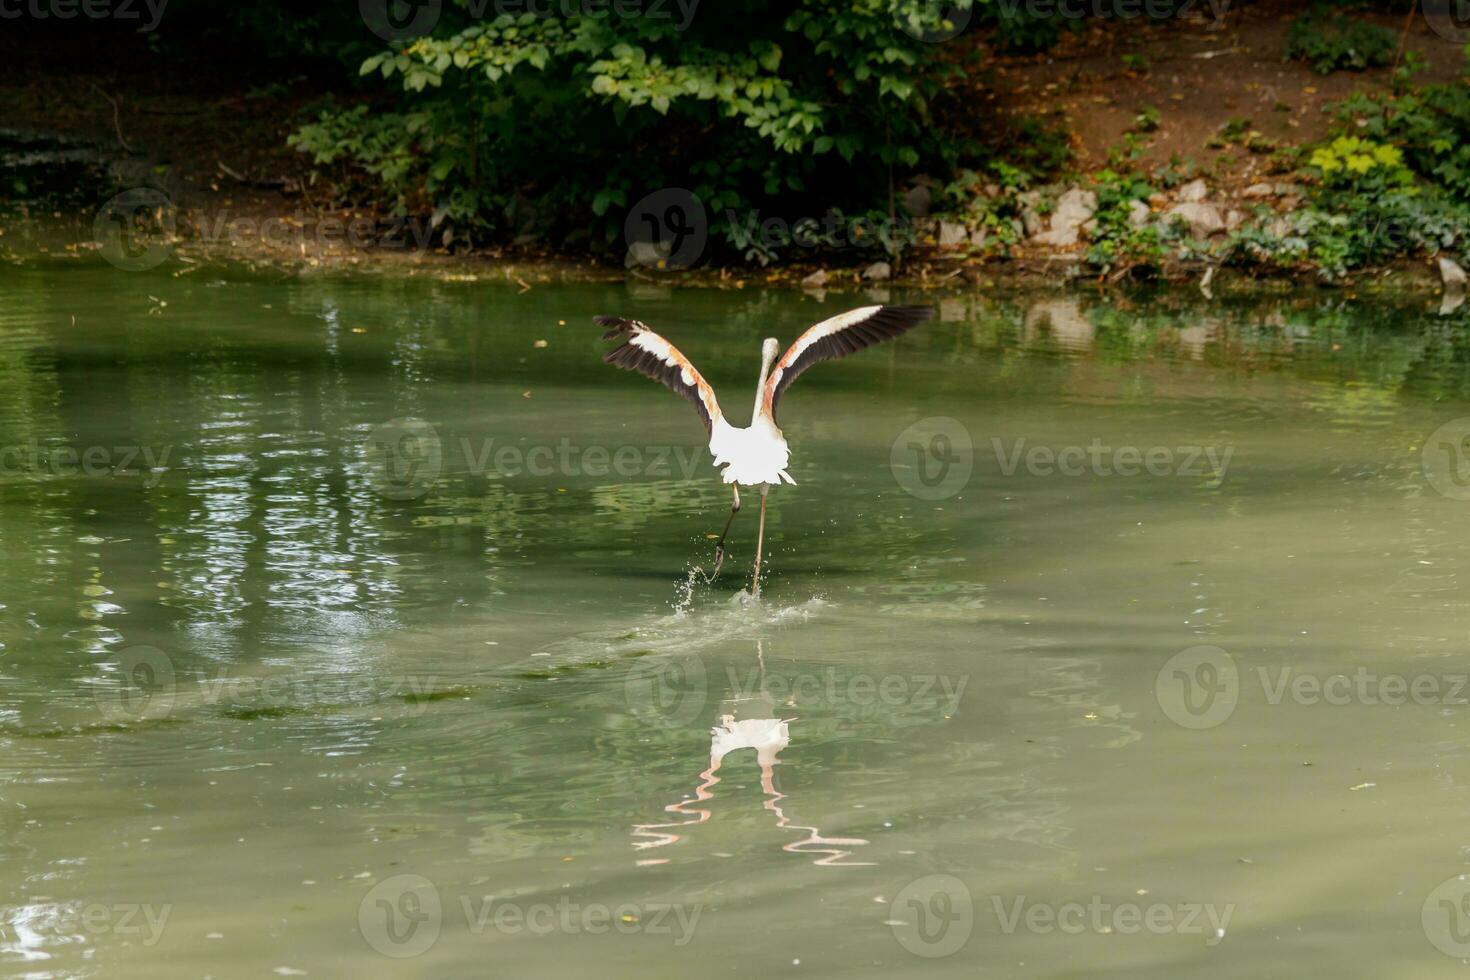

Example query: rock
[1033,187,1097,247]
[1440,257,1467,315]
[625,240,668,268]
[1267,217,1293,238]
[983,184,1001,198]
[1148,192,1169,207]
[903,185,932,218]
[1164,202,1226,239]
[1081,218,1098,239]
[1058,186,1098,217]
[1033,225,1079,247]
[1127,200,1152,228]
[1440,256,1466,287]
[1274,182,1305,197]
[938,221,968,248]
[1243,182,1275,199]
[1177,178,1210,203]
[862,261,891,282]
[969,227,989,248]
[1225,209,1246,231]
[801,269,828,289]
[1017,191,1045,237]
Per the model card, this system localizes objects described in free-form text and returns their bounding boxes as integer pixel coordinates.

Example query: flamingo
[597,304,934,595]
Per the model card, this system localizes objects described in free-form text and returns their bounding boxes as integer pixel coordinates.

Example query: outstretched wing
[762,305,933,422]
[597,316,723,436]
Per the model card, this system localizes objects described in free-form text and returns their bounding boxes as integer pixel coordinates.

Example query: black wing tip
[595,314,634,341]
[879,304,936,325]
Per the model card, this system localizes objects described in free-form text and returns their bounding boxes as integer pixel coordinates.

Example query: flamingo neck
[753,345,776,422]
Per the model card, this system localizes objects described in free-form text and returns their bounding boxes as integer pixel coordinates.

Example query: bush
[1287,135,1470,277]
[1084,170,1163,270]
[1334,84,1470,200]
[1285,10,1396,74]
[288,1,1025,262]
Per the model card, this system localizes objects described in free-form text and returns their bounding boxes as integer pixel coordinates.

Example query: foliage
[1306,136,1417,193]
[288,0,1015,261]
[936,167,1033,253]
[1333,83,1470,200]
[1259,76,1470,278]
[1285,9,1395,74]
[1280,132,1467,277]
[1084,170,1164,270]
[1207,117,1275,154]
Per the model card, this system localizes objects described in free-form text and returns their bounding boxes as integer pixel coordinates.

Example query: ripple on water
[523,592,831,668]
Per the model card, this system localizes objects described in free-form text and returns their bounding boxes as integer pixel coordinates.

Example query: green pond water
[5,263,1470,978]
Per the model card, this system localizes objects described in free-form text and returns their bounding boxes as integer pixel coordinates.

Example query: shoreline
[2,202,1456,305]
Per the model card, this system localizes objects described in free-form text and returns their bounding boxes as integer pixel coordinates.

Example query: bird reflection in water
[633,640,872,866]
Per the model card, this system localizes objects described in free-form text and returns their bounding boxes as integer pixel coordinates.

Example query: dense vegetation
[287,1,991,260]
[29,0,1468,279]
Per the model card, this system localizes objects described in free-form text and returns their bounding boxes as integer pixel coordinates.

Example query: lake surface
[5,262,1470,978]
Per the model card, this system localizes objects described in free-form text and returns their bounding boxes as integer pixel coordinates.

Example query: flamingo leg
[707,485,741,581]
[751,484,769,597]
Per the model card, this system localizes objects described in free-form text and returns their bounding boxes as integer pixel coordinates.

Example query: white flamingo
[597,304,933,595]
